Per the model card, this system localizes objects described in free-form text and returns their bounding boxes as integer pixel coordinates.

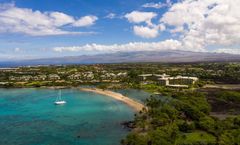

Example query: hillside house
[48,74,60,81]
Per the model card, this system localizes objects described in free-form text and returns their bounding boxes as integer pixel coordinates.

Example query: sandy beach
[79,88,145,112]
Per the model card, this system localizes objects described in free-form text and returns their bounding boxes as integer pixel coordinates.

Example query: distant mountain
[1,50,240,67]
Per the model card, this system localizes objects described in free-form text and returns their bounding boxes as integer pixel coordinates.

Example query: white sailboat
[54,90,66,105]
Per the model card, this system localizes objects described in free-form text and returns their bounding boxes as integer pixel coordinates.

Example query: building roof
[138,74,152,77]
[153,73,170,78]
[167,84,189,88]
[158,78,169,80]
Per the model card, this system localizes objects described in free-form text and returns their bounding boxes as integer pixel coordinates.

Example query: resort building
[158,78,170,86]
[48,74,61,81]
[68,73,82,80]
[158,75,198,87]
[117,72,127,77]
[9,75,33,81]
[33,75,47,81]
[168,76,198,85]
[139,73,170,81]
[101,73,116,79]
[139,73,198,87]
[0,68,19,72]
[138,74,153,81]
[82,71,94,80]
[152,74,170,80]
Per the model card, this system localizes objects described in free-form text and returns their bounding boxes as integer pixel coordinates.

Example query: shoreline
[79,87,145,112]
[0,86,146,112]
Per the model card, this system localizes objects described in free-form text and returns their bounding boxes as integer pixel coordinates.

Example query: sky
[0,0,239,60]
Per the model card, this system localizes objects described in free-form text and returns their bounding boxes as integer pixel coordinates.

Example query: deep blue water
[0,88,135,145]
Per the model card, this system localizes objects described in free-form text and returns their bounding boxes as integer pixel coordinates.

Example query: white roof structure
[138,74,152,77]
[169,75,198,81]
[153,73,170,78]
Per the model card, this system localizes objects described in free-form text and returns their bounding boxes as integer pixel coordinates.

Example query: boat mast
[59,90,62,101]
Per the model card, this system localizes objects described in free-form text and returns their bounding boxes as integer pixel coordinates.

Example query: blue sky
[0,0,239,60]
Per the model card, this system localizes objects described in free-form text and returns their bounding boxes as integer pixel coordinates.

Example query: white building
[48,74,61,80]
[135,73,198,87]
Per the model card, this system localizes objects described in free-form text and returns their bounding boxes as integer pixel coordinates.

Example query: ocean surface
[0,88,135,145]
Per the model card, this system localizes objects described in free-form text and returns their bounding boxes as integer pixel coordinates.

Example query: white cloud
[52,0,240,55]
[53,39,186,53]
[125,11,157,25]
[2,0,239,56]
[125,11,165,38]
[72,15,98,27]
[14,47,21,52]
[158,24,166,31]
[214,48,240,55]
[133,26,159,38]
[142,2,165,9]
[160,0,240,50]
[123,0,240,54]
[142,0,172,9]
[0,3,98,36]
[105,13,116,19]
[50,12,75,26]
[170,26,184,33]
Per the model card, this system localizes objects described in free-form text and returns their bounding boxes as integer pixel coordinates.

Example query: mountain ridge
[0,50,240,67]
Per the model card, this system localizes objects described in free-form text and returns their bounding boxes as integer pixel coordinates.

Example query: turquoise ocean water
[0,88,135,145]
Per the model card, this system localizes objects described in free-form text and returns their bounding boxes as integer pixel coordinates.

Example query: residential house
[48,74,61,81]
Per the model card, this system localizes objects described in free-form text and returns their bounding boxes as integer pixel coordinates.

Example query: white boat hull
[54,101,66,105]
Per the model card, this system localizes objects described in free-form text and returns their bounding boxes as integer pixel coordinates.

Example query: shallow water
[114,89,151,103]
[0,88,135,145]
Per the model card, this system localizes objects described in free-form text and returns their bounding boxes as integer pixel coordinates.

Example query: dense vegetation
[216,91,240,103]
[122,91,240,145]
[0,62,240,88]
